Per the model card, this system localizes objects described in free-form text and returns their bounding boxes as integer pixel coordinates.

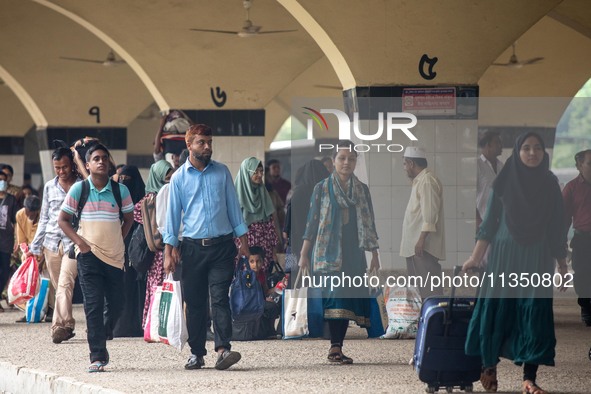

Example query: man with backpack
[58,144,134,373]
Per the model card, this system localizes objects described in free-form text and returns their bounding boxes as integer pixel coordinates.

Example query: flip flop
[88,361,107,373]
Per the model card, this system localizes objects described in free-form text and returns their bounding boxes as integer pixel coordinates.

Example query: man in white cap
[400,146,445,298]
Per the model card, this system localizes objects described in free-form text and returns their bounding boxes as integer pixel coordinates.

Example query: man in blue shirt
[163,124,249,371]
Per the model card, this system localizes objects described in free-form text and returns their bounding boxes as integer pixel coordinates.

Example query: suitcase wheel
[446,386,453,393]
[464,384,473,392]
[426,386,437,393]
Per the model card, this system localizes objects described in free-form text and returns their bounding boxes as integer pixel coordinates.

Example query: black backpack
[68,178,123,258]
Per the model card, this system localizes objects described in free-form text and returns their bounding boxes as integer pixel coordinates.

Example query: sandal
[327,346,354,365]
[480,366,498,392]
[88,361,106,373]
[523,380,546,394]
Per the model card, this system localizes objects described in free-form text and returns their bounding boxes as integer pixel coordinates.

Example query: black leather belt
[183,233,233,247]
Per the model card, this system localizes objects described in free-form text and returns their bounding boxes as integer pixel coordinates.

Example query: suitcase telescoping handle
[443,265,463,330]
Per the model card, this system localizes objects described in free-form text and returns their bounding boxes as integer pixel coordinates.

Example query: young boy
[248,246,281,338]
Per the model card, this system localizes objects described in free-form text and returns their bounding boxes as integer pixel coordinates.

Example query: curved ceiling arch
[32,0,170,112]
[0,64,47,129]
[277,0,355,90]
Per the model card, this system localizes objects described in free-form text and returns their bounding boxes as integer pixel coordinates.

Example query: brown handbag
[141,193,164,252]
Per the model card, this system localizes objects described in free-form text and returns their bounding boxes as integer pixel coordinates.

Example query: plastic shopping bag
[282,268,324,339]
[158,275,188,350]
[144,285,163,343]
[381,285,422,339]
[7,244,40,305]
[25,277,50,323]
[366,269,388,338]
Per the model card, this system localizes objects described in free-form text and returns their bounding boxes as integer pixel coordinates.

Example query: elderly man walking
[400,147,445,298]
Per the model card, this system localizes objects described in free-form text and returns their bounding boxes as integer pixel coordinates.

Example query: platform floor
[0,299,589,393]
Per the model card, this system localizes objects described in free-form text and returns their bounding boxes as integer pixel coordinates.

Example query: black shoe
[184,355,205,370]
[581,307,591,326]
[45,308,54,323]
[215,350,241,370]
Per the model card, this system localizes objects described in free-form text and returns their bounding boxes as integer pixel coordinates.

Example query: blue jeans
[77,251,123,363]
[180,238,236,356]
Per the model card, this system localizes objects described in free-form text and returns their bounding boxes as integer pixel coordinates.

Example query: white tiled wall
[363,118,478,270]
[214,136,265,179]
[0,155,24,186]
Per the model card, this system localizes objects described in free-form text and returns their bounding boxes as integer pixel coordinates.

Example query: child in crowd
[248,246,282,338]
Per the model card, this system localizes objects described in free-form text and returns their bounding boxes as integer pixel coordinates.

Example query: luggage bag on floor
[413,266,481,393]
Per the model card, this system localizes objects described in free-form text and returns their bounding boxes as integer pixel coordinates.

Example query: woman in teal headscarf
[135,160,173,327]
[145,159,172,195]
[235,157,278,272]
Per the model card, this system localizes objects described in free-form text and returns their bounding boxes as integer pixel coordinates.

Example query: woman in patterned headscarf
[299,142,380,365]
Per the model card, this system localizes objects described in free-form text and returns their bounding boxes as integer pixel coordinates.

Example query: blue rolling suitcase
[413,266,481,393]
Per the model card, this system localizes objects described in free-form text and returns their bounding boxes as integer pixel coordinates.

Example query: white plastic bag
[143,285,163,343]
[158,275,188,350]
[282,286,309,339]
[381,285,422,339]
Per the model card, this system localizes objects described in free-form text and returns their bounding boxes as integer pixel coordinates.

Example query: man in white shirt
[400,147,445,298]
[476,131,503,229]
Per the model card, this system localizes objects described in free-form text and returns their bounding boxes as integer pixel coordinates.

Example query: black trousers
[572,233,591,324]
[77,251,123,363]
[571,233,591,307]
[181,238,236,356]
[0,251,10,296]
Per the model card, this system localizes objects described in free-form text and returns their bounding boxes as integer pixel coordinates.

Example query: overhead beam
[548,10,591,40]
[277,0,355,90]
[0,64,47,129]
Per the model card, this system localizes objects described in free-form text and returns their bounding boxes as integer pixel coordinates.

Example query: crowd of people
[0,119,588,393]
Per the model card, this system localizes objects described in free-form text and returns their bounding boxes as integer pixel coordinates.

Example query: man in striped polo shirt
[58,143,134,373]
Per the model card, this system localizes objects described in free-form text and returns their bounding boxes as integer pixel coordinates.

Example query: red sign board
[402,87,456,116]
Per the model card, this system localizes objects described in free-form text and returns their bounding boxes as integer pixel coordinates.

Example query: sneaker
[184,355,205,370]
[52,327,76,344]
[214,350,241,370]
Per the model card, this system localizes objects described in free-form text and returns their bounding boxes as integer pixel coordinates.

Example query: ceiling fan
[60,49,125,67]
[190,0,297,38]
[492,43,544,69]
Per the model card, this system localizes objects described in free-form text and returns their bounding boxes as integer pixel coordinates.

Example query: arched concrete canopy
[292,0,561,85]
[0,65,47,128]
[0,82,36,132]
[480,17,591,99]
[42,0,325,110]
[0,0,590,147]
[0,0,152,129]
[264,56,342,147]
